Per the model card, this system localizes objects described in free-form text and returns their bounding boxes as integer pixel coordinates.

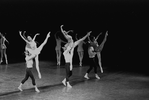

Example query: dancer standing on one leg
[0,33,9,64]
[75,34,86,66]
[55,31,66,66]
[96,31,108,73]
[61,25,91,88]
[18,32,50,92]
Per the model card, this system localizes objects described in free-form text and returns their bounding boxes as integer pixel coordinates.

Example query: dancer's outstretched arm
[2,35,9,44]
[32,33,40,41]
[74,31,91,48]
[87,31,92,43]
[19,31,30,44]
[95,32,102,41]
[4,37,9,43]
[60,25,73,40]
[60,25,67,36]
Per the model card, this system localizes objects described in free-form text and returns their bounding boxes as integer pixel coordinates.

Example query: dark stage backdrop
[0,0,148,74]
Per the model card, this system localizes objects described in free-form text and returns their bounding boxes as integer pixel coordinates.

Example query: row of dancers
[1,25,108,92]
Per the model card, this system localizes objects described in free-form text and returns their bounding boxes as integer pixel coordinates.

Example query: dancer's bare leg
[58,50,61,66]
[78,51,83,66]
[4,49,8,64]
[56,50,61,65]
[33,32,50,79]
[0,49,3,63]
[56,50,58,65]
[35,55,40,77]
[97,52,103,73]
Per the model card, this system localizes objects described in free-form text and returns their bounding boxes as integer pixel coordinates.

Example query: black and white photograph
[0,0,148,100]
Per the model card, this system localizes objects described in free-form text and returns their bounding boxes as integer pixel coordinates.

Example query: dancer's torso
[63,45,74,63]
[55,40,62,50]
[77,41,84,52]
[0,38,6,49]
[25,41,37,54]
[26,58,33,68]
[88,46,96,58]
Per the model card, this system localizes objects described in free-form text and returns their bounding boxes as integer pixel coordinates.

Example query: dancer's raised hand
[47,32,51,38]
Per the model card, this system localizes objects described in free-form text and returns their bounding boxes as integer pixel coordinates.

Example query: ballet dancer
[87,32,104,73]
[18,32,50,92]
[54,31,66,66]
[84,34,101,79]
[61,26,91,88]
[19,31,40,76]
[0,33,9,64]
[75,34,86,66]
[96,31,108,73]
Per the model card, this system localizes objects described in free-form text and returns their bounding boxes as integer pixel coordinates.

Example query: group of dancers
[1,25,108,92]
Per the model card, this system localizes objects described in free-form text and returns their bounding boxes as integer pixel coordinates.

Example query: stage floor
[0,61,149,100]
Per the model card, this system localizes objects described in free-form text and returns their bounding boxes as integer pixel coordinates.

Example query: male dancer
[61,25,91,88]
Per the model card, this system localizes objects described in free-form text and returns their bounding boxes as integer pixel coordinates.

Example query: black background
[0,0,148,74]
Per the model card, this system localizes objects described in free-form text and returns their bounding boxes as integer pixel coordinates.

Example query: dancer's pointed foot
[0,60,3,64]
[66,82,72,88]
[62,78,66,86]
[95,74,100,79]
[34,86,40,93]
[79,62,82,66]
[18,86,23,91]
[57,62,60,66]
[6,61,8,65]
[84,73,89,79]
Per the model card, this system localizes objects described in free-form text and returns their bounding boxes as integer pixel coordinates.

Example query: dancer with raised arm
[96,31,108,73]
[61,25,91,88]
[88,32,104,73]
[86,31,108,74]
[75,34,86,66]
[55,31,66,66]
[19,31,40,76]
[18,32,50,92]
[0,33,9,64]
[84,32,101,79]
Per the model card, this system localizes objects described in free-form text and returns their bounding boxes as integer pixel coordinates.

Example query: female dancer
[0,33,9,64]
[18,32,50,92]
[61,25,91,88]
[75,34,86,66]
[55,31,66,66]
[19,31,40,75]
[96,31,108,73]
